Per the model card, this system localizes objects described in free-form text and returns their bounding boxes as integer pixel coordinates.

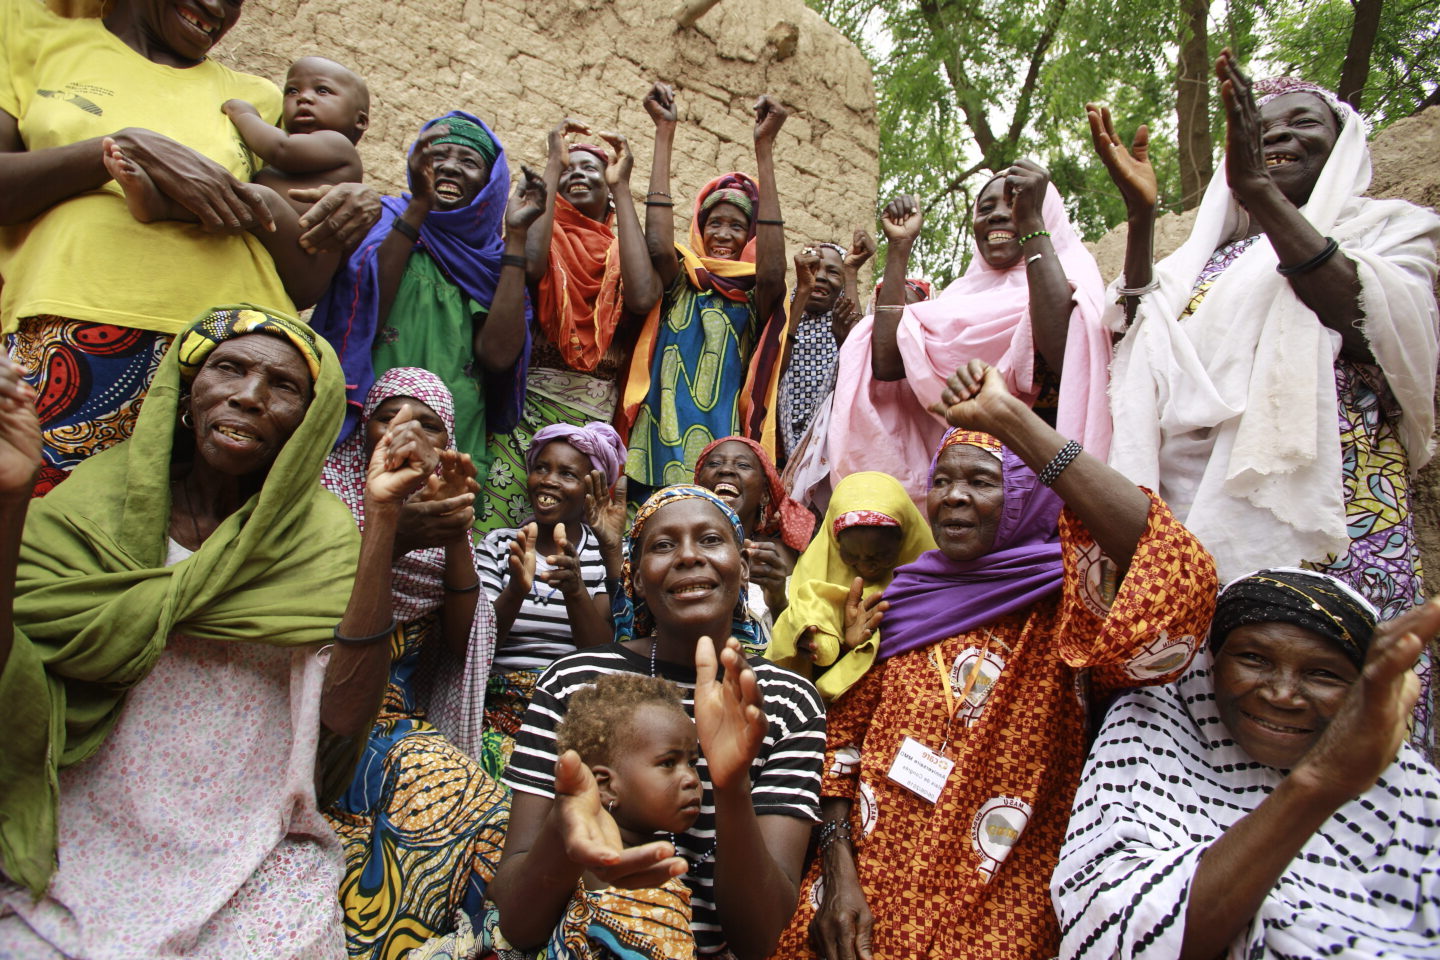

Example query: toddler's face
[608,703,703,837]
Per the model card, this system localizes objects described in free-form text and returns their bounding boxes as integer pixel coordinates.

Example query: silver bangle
[1116,278,1159,297]
[1026,253,1043,265]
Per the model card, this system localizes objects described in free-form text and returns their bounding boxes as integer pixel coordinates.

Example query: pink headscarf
[828,181,1111,503]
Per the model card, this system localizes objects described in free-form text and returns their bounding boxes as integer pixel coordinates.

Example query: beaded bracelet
[1276,237,1339,277]
[334,619,397,646]
[1037,439,1083,487]
[391,218,420,242]
[500,253,527,270]
[646,190,672,199]
[643,199,674,207]
[1017,229,1051,245]
[755,218,785,226]
[817,818,853,854]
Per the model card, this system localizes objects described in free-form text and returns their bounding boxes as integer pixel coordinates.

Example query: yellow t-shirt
[0,0,294,334]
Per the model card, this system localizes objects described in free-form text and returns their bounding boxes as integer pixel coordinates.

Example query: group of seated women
[0,1,1438,957]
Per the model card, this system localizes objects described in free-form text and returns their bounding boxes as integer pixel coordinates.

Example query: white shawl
[1053,649,1440,959]
[1106,103,1440,584]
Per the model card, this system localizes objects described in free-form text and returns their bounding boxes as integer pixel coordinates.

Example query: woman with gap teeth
[825,168,1112,506]
[476,421,626,781]
[1092,52,1440,760]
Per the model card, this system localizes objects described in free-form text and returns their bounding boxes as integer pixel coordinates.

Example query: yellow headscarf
[768,471,934,700]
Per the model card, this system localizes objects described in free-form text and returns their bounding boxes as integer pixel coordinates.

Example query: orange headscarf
[537,196,630,372]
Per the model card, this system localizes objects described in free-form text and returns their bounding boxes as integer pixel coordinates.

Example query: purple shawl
[309,110,531,442]
[877,439,1065,660]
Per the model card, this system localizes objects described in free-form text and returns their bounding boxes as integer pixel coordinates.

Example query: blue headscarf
[612,484,763,653]
[309,110,531,442]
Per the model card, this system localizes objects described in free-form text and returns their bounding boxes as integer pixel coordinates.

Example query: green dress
[373,253,493,474]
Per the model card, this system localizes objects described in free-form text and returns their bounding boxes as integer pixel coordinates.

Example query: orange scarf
[537,197,631,373]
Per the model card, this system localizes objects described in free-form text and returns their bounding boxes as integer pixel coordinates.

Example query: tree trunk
[1338,0,1385,110]
[1176,0,1213,210]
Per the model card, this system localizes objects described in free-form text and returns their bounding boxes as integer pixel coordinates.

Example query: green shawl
[0,310,361,895]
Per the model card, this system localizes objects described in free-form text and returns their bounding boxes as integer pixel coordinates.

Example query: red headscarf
[694,435,815,551]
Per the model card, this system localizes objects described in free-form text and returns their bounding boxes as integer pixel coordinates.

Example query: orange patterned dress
[773,492,1216,959]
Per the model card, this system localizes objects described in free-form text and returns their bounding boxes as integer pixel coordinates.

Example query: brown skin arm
[932,359,1151,568]
[224,100,361,175]
[375,125,448,326]
[601,131,663,314]
[477,167,544,376]
[643,83,682,288]
[777,247,821,391]
[1087,103,1158,326]
[1178,600,1435,959]
[842,228,876,311]
[873,195,923,381]
[750,95,789,323]
[322,410,437,738]
[524,118,589,284]
[1003,159,1077,375]
[426,450,481,660]
[810,797,876,960]
[0,356,41,674]
[0,108,109,225]
[1216,51,1369,361]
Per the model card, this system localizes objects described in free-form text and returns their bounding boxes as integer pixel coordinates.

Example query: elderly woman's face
[696,441,765,532]
[186,335,312,477]
[805,247,846,315]
[634,499,746,633]
[926,445,1004,562]
[1258,92,1340,207]
[561,149,609,221]
[836,525,905,585]
[430,142,490,210]
[365,396,447,457]
[139,0,243,64]
[702,202,750,261]
[1213,621,1359,768]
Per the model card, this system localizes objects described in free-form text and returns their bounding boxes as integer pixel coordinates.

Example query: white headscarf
[1106,90,1440,584]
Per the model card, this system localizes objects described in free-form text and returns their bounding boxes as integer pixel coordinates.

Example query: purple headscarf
[308,110,532,442]
[526,422,627,486]
[877,430,1065,660]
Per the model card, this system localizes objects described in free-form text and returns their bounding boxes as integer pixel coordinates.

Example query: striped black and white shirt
[478,524,607,672]
[504,642,826,956]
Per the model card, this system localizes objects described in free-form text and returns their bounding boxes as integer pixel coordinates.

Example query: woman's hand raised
[881,194,923,245]
[366,404,439,506]
[506,165,547,234]
[552,749,687,886]
[928,359,1017,434]
[1085,103,1157,213]
[584,470,627,561]
[1215,49,1273,206]
[598,131,633,187]
[0,355,40,497]
[1291,598,1439,805]
[694,636,767,790]
[842,578,887,652]
[394,450,477,554]
[753,95,788,145]
[644,82,678,129]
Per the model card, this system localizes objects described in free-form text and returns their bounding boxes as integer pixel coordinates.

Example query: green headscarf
[432,115,499,169]
[0,305,360,895]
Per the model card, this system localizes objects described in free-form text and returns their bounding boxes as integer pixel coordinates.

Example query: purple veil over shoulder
[877,434,1065,660]
[309,110,531,442]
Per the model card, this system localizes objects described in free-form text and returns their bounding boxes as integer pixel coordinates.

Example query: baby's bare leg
[102,137,192,224]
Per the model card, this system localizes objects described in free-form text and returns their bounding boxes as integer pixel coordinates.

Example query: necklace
[649,637,658,677]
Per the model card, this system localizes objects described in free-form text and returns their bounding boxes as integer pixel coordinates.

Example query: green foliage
[806,0,1437,285]
[1262,0,1440,128]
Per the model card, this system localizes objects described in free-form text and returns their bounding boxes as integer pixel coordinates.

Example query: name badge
[885,736,954,804]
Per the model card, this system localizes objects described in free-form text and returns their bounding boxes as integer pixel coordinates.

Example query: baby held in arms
[540,672,703,959]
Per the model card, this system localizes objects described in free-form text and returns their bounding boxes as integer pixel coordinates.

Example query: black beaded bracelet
[1037,439,1083,487]
[500,253,527,270]
[443,580,481,593]
[334,618,397,646]
[1276,237,1339,277]
[755,217,785,226]
[391,218,420,242]
[643,199,674,207]
[817,818,852,854]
